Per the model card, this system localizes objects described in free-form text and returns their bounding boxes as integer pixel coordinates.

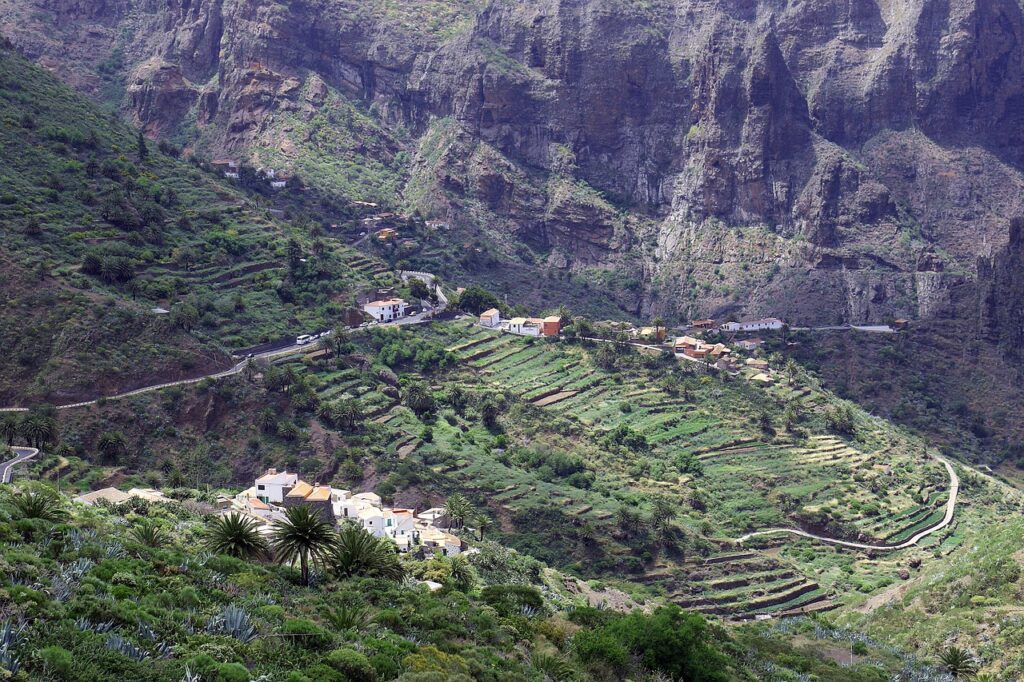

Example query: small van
[295,334,314,345]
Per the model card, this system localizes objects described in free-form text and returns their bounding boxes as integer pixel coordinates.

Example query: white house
[505,317,542,337]
[479,308,501,328]
[254,469,299,504]
[721,318,785,333]
[363,298,408,323]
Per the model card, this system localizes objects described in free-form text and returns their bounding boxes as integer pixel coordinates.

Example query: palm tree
[9,487,65,521]
[331,525,404,581]
[19,414,56,449]
[938,646,978,679]
[0,414,20,446]
[447,555,476,592]
[96,431,127,463]
[444,493,473,530]
[205,513,269,560]
[784,358,799,386]
[652,317,666,342]
[271,506,337,586]
[129,522,167,548]
[473,513,493,541]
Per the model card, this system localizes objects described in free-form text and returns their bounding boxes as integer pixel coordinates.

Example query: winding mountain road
[1,447,38,484]
[733,454,959,551]
[0,344,302,413]
[0,271,450,414]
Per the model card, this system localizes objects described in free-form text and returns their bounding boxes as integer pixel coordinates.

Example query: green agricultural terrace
[215,319,982,623]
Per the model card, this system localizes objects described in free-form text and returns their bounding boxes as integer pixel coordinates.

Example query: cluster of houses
[231,469,463,557]
[210,159,291,189]
[479,308,562,338]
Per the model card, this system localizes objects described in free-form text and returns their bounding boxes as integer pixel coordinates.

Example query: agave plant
[136,619,159,642]
[181,666,201,682]
[207,605,258,643]
[75,617,115,634]
[105,633,148,662]
[0,619,26,674]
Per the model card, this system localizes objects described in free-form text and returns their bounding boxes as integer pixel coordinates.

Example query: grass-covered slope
[0,482,903,682]
[0,44,390,403]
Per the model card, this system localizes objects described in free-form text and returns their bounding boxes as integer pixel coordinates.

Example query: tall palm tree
[784,358,799,386]
[938,646,978,679]
[332,525,404,581]
[473,513,493,541]
[271,506,337,586]
[444,493,473,530]
[19,414,56,449]
[205,513,269,560]
[0,415,20,446]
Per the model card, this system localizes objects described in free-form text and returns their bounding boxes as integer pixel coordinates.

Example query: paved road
[0,271,450,413]
[733,454,959,551]
[1,447,38,484]
[0,342,307,413]
[400,270,449,307]
[790,324,897,334]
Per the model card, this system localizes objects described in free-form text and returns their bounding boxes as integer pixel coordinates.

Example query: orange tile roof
[248,498,270,510]
[306,486,331,502]
[286,481,313,498]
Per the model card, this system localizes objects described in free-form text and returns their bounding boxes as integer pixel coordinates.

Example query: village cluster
[73,470,465,558]
[478,308,562,337]
[476,308,788,382]
[232,469,464,556]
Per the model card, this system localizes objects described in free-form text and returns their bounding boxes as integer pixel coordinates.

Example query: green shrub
[281,618,332,650]
[304,664,344,682]
[326,648,377,681]
[39,645,73,677]
[216,663,251,682]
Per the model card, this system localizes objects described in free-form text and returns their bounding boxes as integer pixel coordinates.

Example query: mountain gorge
[4,0,1024,328]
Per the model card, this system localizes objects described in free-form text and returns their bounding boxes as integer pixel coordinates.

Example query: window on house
[257,485,265,490]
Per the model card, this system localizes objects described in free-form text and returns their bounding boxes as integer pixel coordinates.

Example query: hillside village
[233,469,464,557]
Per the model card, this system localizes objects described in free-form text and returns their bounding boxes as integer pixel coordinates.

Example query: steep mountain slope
[19,316,1024,673]
[2,0,1023,330]
[0,44,384,403]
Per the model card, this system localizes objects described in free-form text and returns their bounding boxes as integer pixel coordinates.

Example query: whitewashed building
[479,308,501,328]
[363,298,408,323]
[721,318,785,333]
[253,469,299,504]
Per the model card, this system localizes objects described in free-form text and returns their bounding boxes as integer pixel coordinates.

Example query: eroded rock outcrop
[2,0,1024,329]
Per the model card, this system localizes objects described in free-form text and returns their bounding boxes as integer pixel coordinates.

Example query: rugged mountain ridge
[2,0,1024,327]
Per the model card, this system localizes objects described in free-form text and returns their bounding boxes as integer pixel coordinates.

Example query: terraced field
[670,549,837,619]
[435,320,957,618]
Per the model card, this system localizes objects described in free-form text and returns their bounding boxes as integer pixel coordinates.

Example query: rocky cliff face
[979,218,1024,355]
[2,0,1024,330]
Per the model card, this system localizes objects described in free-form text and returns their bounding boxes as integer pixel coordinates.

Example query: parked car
[295,334,314,345]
